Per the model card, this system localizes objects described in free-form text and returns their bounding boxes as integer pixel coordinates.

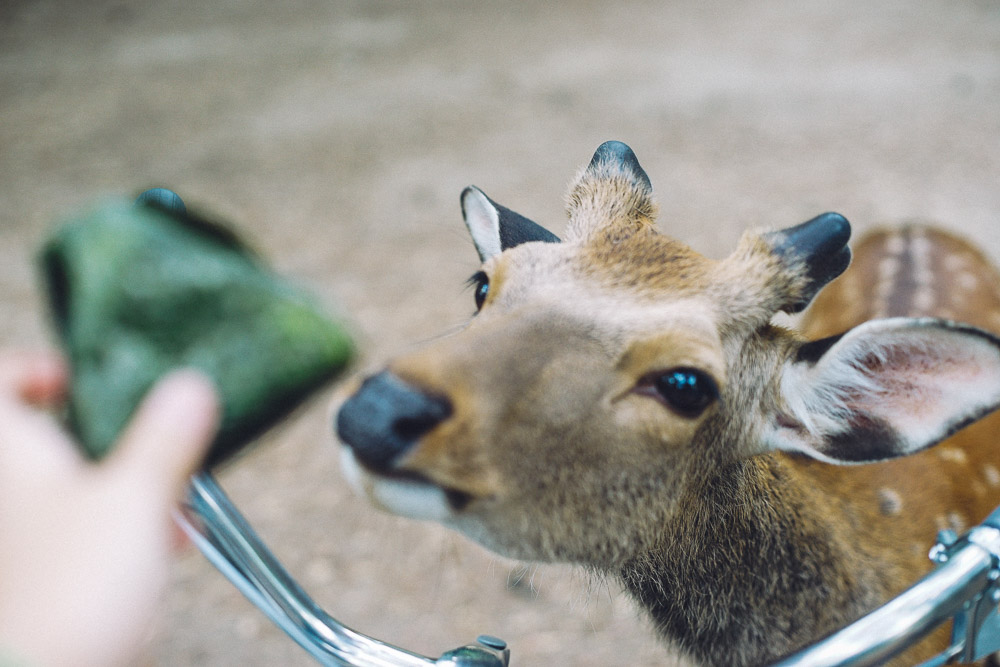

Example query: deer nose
[336,371,452,471]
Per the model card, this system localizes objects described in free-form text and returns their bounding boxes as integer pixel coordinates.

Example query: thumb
[111,370,221,499]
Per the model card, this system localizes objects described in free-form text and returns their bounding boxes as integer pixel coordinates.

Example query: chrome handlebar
[774,523,1000,666]
[178,472,510,667]
[180,471,1000,666]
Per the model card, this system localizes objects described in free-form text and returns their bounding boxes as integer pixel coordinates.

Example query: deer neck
[616,454,887,667]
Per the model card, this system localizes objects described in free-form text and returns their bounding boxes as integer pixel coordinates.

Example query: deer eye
[469,271,490,311]
[649,368,719,418]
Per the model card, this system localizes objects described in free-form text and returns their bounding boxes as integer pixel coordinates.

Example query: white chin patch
[338,448,454,522]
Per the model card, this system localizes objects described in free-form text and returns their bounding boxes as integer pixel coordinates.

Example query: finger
[110,370,220,500]
[0,349,68,406]
[0,352,78,480]
[0,404,81,484]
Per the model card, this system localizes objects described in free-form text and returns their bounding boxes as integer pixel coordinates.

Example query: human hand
[0,350,219,667]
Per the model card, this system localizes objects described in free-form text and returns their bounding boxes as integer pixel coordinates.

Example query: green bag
[40,193,354,467]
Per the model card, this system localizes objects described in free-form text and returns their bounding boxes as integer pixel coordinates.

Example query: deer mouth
[338,448,473,520]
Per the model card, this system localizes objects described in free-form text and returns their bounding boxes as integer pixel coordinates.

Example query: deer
[334,141,1000,666]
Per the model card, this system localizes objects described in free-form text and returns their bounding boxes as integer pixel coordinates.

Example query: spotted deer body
[336,142,1000,666]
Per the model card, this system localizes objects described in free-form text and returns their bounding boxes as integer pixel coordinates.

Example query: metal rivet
[477,635,507,651]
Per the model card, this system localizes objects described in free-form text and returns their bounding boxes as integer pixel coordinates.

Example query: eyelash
[467,271,490,311]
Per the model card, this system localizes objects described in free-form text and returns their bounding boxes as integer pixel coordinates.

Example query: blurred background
[2,1,999,664]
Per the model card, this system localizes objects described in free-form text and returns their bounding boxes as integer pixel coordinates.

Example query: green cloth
[40,199,354,467]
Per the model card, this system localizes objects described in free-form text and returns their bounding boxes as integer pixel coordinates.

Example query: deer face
[352,245,732,565]
[336,142,1000,568]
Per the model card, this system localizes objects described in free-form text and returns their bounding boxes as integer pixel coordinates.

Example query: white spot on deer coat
[943,253,970,272]
[935,514,962,533]
[937,447,968,465]
[874,276,894,301]
[909,233,935,296]
[957,271,979,292]
[877,488,903,516]
[913,289,936,311]
[983,464,1000,488]
[910,232,932,258]
[877,256,900,282]
[884,234,906,255]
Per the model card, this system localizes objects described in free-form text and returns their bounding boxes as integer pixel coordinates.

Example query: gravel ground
[2,1,999,665]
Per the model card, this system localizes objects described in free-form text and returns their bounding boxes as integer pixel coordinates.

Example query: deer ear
[460,186,559,262]
[769,318,1000,464]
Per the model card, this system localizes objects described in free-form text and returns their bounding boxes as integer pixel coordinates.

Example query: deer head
[335,141,1000,574]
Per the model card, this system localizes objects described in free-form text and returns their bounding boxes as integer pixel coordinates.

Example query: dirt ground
[2,1,999,665]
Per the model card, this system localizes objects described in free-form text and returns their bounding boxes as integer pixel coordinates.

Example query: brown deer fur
[335,143,1000,666]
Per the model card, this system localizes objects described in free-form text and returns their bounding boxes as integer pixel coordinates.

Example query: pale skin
[0,349,219,667]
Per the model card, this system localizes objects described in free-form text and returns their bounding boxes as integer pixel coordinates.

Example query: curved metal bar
[773,524,1000,667]
[179,472,508,667]
[182,467,1000,667]
[771,546,990,666]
